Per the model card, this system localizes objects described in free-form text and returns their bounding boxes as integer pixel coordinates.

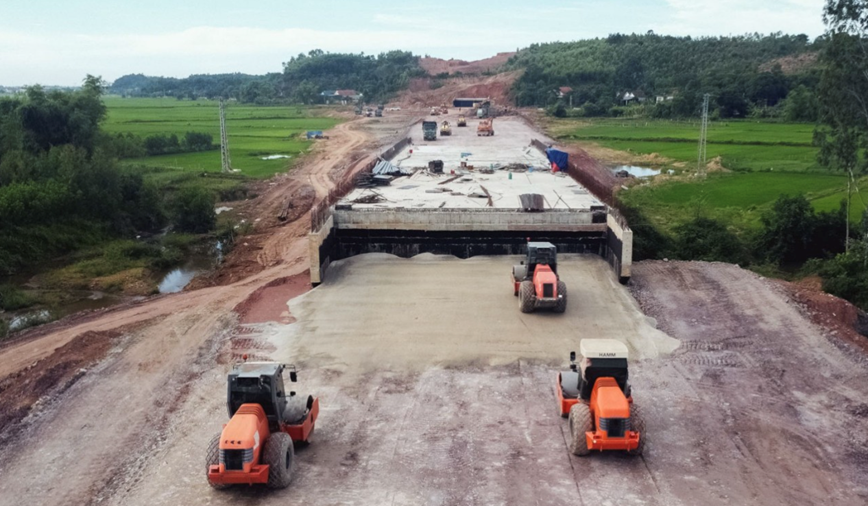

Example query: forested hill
[110,50,424,104]
[505,33,821,118]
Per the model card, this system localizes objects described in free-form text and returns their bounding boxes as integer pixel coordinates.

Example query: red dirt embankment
[419,52,516,76]
[399,71,521,110]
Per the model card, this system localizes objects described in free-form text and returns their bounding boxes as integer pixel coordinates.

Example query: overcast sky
[0,0,827,86]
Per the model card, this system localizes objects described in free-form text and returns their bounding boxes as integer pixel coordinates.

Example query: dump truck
[422,121,438,141]
[555,340,644,456]
[206,360,319,489]
[477,118,494,136]
[512,241,566,313]
[457,116,467,127]
[440,121,452,136]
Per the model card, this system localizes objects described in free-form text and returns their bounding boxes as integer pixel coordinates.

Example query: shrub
[672,217,747,264]
[172,187,216,233]
[0,284,35,311]
[618,203,671,260]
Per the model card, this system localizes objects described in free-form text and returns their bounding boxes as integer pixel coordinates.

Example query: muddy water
[157,241,224,294]
[613,165,661,177]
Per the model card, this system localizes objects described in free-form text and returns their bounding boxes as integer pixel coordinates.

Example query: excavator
[555,339,645,456]
[206,360,319,489]
[512,241,566,313]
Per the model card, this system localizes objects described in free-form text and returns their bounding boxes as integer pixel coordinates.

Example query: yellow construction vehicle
[457,116,467,127]
[440,121,452,136]
[477,118,494,136]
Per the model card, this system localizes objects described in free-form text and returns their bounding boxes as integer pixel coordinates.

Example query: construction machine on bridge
[512,241,566,313]
[422,121,438,141]
[457,115,467,127]
[440,121,452,136]
[206,360,320,489]
[477,118,494,136]
[555,340,645,456]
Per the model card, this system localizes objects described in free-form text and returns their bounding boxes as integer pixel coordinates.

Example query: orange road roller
[556,339,644,455]
[207,361,319,489]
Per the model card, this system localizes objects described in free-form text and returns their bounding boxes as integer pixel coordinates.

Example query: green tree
[815,0,868,248]
[783,85,819,121]
[672,217,746,263]
[757,194,816,264]
[172,187,216,233]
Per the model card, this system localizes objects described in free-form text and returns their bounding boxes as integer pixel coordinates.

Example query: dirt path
[629,261,868,504]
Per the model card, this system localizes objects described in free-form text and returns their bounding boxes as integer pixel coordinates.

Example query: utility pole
[219,100,232,173]
[846,171,852,252]
[697,93,710,178]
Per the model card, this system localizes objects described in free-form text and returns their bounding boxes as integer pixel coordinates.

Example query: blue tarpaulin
[306,131,323,139]
[546,148,569,170]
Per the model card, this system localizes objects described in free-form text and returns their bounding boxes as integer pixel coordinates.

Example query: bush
[618,203,671,260]
[756,194,849,265]
[672,217,747,263]
[819,243,868,310]
[172,187,216,233]
[0,284,35,311]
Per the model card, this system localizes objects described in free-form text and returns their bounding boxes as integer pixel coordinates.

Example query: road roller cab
[206,361,319,489]
[555,339,644,455]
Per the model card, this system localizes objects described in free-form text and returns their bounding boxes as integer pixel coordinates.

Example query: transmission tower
[219,100,232,173]
[697,93,710,178]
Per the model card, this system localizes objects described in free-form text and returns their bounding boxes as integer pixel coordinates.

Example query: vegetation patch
[103,97,340,178]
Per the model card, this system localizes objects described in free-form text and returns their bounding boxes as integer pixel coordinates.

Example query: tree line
[110,50,425,104]
[506,33,821,120]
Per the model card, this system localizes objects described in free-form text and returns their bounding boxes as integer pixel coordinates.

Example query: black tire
[519,280,535,313]
[206,432,230,489]
[627,404,646,456]
[568,403,593,456]
[263,432,295,489]
[554,281,567,313]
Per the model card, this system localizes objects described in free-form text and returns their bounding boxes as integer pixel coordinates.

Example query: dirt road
[629,261,868,505]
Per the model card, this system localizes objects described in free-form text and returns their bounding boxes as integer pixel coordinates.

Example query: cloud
[658,0,825,36]
[0,1,830,85]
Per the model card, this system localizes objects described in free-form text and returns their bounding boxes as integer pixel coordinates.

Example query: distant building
[320,89,363,104]
[557,87,573,98]
[618,90,648,105]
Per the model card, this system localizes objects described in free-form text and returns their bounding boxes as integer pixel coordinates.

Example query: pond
[157,240,224,294]
[613,165,661,178]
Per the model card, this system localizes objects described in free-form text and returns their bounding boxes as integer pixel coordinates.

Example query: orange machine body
[556,375,639,452]
[207,398,320,486]
[513,264,561,303]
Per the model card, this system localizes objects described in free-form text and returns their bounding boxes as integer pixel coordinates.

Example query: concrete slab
[340,117,603,211]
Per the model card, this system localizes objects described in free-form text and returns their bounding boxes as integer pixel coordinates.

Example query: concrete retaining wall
[333,207,606,232]
[606,212,633,283]
[309,215,334,285]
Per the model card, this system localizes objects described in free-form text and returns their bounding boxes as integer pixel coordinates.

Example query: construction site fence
[530,138,620,211]
[310,137,412,233]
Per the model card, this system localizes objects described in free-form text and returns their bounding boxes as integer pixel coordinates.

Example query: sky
[0,0,827,86]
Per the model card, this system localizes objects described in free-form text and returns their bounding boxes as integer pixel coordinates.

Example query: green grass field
[103,97,341,178]
[550,118,867,226]
[559,118,819,172]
